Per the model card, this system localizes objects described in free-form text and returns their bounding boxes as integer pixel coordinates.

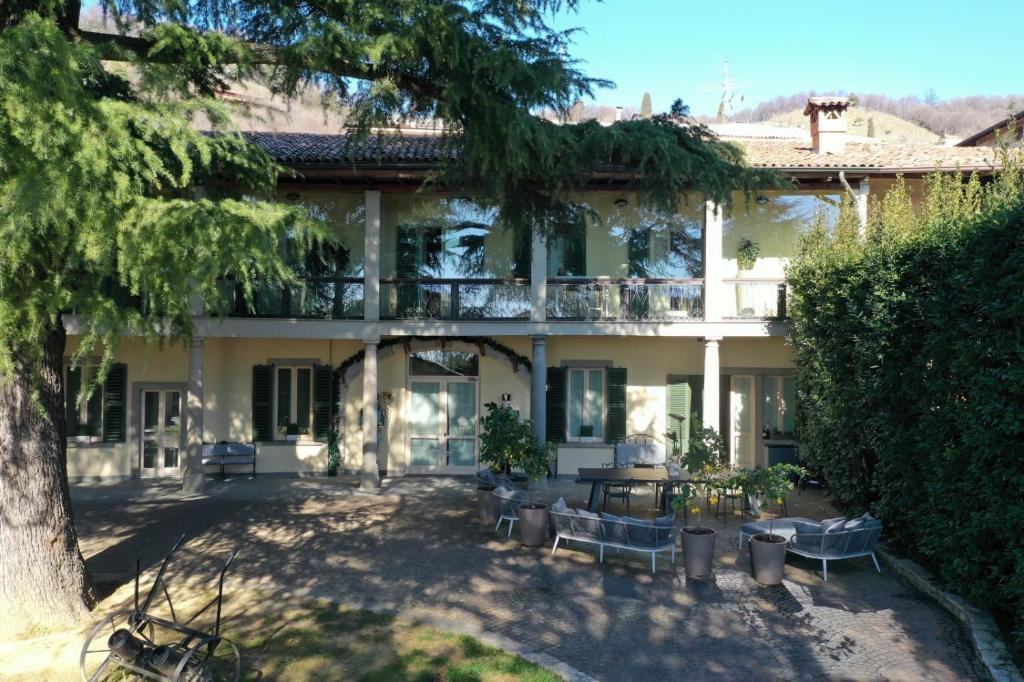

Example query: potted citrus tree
[670,425,726,577]
[479,403,552,546]
[743,463,806,585]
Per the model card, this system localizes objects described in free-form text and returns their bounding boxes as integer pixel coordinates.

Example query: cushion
[843,518,865,531]
[791,519,823,537]
[621,515,649,525]
[653,513,675,528]
[600,512,623,522]
[860,512,883,529]
[823,518,847,534]
[552,497,569,514]
[575,508,601,520]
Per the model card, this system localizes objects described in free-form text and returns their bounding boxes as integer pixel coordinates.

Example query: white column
[182,337,205,493]
[703,200,724,322]
[364,190,381,321]
[530,231,547,322]
[530,336,547,442]
[855,178,870,237]
[360,341,381,490]
[702,337,721,436]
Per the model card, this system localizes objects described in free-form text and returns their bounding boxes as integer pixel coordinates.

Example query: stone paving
[70,476,985,681]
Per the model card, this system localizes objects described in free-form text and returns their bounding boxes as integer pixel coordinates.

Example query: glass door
[730,375,756,468]
[407,378,478,472]
[141,390,183,478]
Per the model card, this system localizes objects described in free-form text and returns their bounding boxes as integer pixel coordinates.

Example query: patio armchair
[493,486,526,538]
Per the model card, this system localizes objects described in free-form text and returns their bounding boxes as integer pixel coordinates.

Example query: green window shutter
[666,375,691,457]
[86,371,102,438]
[102,364,127,443]
[628,228,650,278]
[66,366,81,433]
[396,224,419,315]
[567,222,586,276]
[313,365,333,441]
[513,224,531,279]
[689,375,705,427]
[605,367,627,444]
[252,365,273,441]
[545,367,566,443]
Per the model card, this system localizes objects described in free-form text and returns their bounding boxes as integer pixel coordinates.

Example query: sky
[550,0,1024,116]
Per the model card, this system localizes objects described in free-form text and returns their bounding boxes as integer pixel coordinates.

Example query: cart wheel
[80,609,155,682]
[173,635,240,682]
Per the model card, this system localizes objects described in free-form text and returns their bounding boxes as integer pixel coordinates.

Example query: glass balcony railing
[380,278,531,320]
[546,279,704,321]
[722,280,787,319]
[218,277,365,319]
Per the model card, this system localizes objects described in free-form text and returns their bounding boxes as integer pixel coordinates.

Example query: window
[274,366,313,438]
[66,364,103,441]
[567,368,605,441]
[761,375,796,438]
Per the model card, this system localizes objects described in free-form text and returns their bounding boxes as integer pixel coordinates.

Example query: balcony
[722,280,787,319]
[546,279,704,321]
[219,277,365,319]
[380,278,531,320]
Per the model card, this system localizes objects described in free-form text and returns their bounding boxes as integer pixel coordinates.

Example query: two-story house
[63,98,998,485]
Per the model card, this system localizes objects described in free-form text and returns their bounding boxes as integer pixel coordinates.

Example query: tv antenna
[698,58,752,122]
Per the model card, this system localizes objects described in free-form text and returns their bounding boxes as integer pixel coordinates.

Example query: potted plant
[327,427,341,477]
[479,403,553,546]
[285,423,301,442]
[75,424,93,444]
[744,463,806,585]
[670,424,726,577]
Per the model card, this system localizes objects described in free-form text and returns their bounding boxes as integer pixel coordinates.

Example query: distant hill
[764,108,942,145]
[733,92,1023,138]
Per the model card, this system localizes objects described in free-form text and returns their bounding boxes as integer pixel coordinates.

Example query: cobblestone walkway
[72,477,984,681]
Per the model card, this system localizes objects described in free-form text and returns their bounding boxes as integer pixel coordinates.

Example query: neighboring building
[63,98,999,482]
[956,110,1024,147]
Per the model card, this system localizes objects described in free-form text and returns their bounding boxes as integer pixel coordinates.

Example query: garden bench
[202,442,257,479]
[549,508,676,574]
[740,515,883,581]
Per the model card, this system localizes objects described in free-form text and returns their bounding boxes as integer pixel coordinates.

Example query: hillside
[765,108,943,145]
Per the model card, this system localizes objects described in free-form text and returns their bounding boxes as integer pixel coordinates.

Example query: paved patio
[70,476,984,681]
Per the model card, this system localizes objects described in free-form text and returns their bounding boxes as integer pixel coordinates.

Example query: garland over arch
[336,335,532,384]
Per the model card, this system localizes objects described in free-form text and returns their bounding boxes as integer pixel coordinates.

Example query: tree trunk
[0,320,94,635]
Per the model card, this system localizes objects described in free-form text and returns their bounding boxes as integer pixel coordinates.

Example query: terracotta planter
[749,533,788,585]
[681,527,717,577]
[478,486,499,526]
[518,504,548,547]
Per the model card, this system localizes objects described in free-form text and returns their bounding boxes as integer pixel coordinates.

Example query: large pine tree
[0,0,772,634]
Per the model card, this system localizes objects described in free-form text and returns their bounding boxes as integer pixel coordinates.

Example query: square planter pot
[681,527,717,577]
[518,504,548,547]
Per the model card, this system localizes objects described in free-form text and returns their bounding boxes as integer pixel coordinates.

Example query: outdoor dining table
[574,467,693,513]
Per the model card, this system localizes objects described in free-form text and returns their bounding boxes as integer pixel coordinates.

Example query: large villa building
[63,98,999,485]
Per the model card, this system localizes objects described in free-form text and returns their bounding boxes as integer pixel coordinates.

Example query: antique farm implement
[80,536,241,681]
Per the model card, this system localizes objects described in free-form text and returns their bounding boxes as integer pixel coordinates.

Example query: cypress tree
[641,92,653,119]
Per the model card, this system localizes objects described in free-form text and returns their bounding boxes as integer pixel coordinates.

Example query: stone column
[530,335,547,443]
[182,337,205,493]
[360,341,381,490]
[702,337,721,438]
[530,231,547,322]
[364,190,381,321]
[703,200,724,322]
[855,178,870,237]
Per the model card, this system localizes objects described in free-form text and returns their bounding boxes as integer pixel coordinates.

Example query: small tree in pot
[670,425,726,577]
[743,463,806,585]
[327,427,341,477]
[479,403,553,546]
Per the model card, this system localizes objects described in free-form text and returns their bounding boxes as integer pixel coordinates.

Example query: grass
[235,599,560,681]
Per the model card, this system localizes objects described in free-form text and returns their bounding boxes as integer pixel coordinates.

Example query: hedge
[787,164,1024,654]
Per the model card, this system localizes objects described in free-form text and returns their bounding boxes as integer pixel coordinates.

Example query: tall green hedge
[787,164,1024,651]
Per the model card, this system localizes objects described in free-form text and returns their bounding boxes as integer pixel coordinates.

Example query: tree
[867,116,876,138]
[0,0,773,635]
[641,92,653,119]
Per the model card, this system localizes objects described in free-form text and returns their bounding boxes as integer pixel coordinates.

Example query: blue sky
[551,0,1024,116]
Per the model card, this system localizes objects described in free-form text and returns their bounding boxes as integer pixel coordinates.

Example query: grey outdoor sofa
[549,508,676,573]
[740,514,883,581]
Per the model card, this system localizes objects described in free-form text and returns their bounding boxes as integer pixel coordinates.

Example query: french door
[140,389,183,478]
[408,378,478,473]
[730,375,757,468]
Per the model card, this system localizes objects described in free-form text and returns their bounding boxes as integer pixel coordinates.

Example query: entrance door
[408,378,478,473]
[730,375,756,468]
[140,389,183,478]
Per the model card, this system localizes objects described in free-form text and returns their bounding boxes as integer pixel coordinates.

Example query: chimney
[803,97,852,154]
[615,106,624,122]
